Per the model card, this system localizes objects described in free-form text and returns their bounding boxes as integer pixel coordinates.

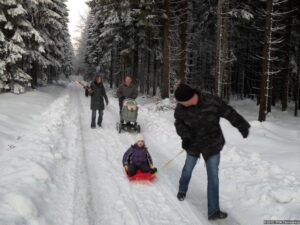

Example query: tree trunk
[110,49,114,88]
[214,0,232,102]
[281,0,292,111]
[146,49,151,95]
[215,0,222,96]
[295,35,300,116]
[259,0,273,122]
[133,41,139,79]
[179,0,188,83]
[295,72,299,116]
[161,0,170,99]
[139,49,145,94]
[153,56,157,96]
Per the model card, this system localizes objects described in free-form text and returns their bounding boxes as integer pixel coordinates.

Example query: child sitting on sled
[122,134,157,177]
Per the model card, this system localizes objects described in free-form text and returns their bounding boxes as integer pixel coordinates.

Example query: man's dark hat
[174,84,196,102]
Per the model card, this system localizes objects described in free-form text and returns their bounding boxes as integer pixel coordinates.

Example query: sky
[66,0,90,50]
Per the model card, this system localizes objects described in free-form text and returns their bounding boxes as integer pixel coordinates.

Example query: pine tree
[0,0,73,92]
[258,0,289,121]
[0,0,33,93]
[34,0,73,84]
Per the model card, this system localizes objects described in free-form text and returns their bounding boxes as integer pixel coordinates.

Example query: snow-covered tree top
[12,29,24,43]
[7,41,26,55]
[104,12,120,26]
[0,62,5,75]
[18,19,32,28]
[0,0,17,6]
[4,21,14,30]
[0,10,7,22]
[229,9,254,21]
[31,29,45,43]
[7,4,27,17]
[0,31,5,42]
[44,9,62,19]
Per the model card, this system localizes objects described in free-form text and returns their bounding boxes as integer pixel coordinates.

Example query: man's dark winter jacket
[174,92,250,161]
[122,145,153,166]
[89,81,108,110]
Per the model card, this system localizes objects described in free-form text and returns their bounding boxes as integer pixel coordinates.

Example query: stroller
[116,98,141,133]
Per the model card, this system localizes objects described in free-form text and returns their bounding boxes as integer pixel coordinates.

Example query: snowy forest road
[69,84,210,225]
[67,83,242,225]
[1,83,299,225]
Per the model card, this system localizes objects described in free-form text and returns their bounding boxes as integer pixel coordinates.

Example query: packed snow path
[0,82,299,225]
[69,85,221,225]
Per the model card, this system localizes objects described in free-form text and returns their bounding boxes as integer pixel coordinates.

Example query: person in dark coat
[174,84,250,220]
[86,74,109,128]
[122,134,157,177]
[117,75,138,114]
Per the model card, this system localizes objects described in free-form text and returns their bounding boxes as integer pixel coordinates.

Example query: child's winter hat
[135,134,145,143]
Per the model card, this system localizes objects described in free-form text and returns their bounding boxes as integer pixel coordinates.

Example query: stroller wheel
[136,125,141,133]
[116,123,122,133]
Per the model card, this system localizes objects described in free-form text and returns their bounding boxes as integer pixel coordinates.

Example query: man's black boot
[208,210,228,220]
[177,192,186,201]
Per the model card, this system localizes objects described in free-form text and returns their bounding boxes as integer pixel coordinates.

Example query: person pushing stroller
[116,75,140,132]
[117,75,138,118]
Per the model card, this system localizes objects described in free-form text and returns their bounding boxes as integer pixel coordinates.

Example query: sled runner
[126,169,156,181]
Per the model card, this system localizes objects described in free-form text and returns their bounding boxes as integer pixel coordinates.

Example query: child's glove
[150,167,157,174]
[124,165,128,172]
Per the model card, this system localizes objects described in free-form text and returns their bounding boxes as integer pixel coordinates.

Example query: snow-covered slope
[0,82,299,225]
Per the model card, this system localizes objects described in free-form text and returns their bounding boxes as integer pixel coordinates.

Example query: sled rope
[158,149,185,171]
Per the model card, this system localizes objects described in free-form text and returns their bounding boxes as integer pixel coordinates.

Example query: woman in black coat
[86,74,109,128]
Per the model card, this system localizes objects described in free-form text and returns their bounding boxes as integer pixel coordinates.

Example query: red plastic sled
[126,170,156,181]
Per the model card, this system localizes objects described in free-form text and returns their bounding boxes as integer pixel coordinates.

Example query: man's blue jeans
[179,153,220,216]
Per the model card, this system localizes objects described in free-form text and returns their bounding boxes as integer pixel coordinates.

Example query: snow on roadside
[0,86,80,225]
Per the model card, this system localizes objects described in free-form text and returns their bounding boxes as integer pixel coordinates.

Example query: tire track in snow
[73,86,143,225]
[69,86,95,225]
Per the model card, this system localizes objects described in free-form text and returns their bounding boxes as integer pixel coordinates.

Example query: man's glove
[239,124,250,138]
[182,138,192,150]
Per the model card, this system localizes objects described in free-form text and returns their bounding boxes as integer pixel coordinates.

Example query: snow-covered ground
[0,80,299,225]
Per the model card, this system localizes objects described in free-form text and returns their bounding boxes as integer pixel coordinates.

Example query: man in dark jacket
[87,74,109,128]
[174,84,250,220]
[117,75,138,114]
